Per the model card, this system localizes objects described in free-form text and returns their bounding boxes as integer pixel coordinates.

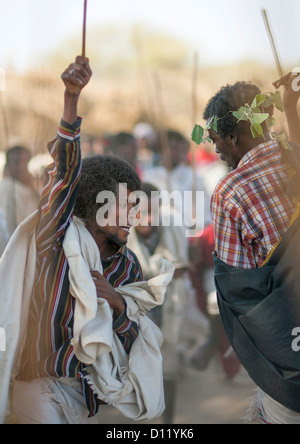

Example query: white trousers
[257,389,300,425]
[247,388,300,424]
[12,378,100,424]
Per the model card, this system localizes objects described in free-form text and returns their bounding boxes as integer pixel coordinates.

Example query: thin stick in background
[82,0,88,58]
[132,26,157,126]
[0,92,9,150]
[152,72,172,174]
[261,9,284,78]
[191,52,199,219]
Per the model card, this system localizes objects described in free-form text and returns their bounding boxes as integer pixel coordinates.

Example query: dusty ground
[98,357,256,425]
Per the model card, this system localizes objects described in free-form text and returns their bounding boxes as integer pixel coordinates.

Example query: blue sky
[0,0,299,71]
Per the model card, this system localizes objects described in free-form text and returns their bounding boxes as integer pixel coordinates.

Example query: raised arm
[36,57,92,255]
[62,56,92,124]
[274,73,300,145]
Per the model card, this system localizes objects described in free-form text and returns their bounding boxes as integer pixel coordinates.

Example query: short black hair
[5,145,31,180]
[167,130,189,147]
[141,182,160,198]
[111,132,135,152]
[74,154,141,220]
[203,82,263,139]
[6,145,31,165]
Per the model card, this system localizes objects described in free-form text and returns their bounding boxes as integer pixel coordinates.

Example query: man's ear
[231,134,238,146]
[225,134,238,146]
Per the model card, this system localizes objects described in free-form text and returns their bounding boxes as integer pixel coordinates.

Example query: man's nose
[127,203,138,226]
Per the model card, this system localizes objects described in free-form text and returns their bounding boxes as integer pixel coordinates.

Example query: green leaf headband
[191,91,291,150]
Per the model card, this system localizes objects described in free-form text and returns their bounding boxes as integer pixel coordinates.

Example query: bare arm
[274,73,300,145]
[35,57,92,254]
[61,56,92,124]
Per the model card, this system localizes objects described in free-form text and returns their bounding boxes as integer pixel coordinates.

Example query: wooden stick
[192,52,199,125]
[82,0,88,58]
[132,27,157,126]
[0,92,9,150]
[262,9,284,78]
[191,52,199,220]
[152,73,172,175]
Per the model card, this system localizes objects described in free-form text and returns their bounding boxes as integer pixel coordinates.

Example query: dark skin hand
[61,56,92,96]
[90,270,126,318]
[61,56,92,124]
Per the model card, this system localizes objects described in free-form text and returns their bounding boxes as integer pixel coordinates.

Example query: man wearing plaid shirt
[204,80,300,424]
[205,82,295,269]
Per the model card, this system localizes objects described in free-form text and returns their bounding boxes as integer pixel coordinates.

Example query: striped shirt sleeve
[113,311,139,354]
[111,251,143,354]
[35,119,82,255]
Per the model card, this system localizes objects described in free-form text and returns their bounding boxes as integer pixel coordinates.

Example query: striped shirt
[211,140,295,269]
[17,119,142,417]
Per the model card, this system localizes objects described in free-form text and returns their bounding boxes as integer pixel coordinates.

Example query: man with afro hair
[11,56,147,424]
[74,154,142,252]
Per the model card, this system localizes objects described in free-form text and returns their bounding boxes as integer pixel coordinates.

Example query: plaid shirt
[211,140,295,269]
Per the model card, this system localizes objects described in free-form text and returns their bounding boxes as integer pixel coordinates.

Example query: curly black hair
[203,81,271,139]
[74,154,141,220]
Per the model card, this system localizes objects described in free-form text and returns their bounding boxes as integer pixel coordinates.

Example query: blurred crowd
[0,122,242,423]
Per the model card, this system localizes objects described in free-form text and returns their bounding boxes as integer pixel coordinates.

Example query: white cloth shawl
[0,212,39,424]
[0,213,174,423]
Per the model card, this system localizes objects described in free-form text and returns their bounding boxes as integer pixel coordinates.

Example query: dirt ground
[98,357,256,425]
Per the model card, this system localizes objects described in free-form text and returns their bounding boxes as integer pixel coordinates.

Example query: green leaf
[262,96,273,108]
[233,107,249,122]
[250,122,264,139]
[271,91,284,112]
[206,116,217,130]
[251,112,269,125]
[202,137,213,144]
[251,94,266,109]
[213,118,218,133]
[191,124,204,145]
[275,132,292,150]
[266,116,276,131]
[281,140,293,151]
[251,106,261,113]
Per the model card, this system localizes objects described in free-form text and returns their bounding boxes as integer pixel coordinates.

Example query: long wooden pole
[152,73,172,174]
[0,92,9,149]
[261,9,284,78]
[191,52,198,220]
[132,27,157,126]
[82,0,88,58]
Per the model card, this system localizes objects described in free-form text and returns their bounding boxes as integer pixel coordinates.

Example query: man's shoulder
[125,246,144,281]
[125,246,141,267]
[213,168,243,199]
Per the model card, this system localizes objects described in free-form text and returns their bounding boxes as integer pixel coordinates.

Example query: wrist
[63,90,80,124]
[114,296,126,318]
[283,99,298,112]
[64,88,81,100]
[283,101,298,112]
